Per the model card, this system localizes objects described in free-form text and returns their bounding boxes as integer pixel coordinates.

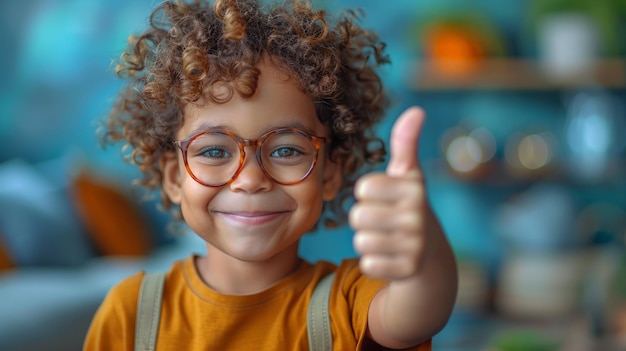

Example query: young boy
[84,0,457,350]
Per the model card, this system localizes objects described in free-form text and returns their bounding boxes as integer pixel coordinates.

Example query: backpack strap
[135,272,166,351]
[307,272,335,351]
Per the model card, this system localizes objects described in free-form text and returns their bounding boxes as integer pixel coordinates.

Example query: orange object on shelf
[423,25,486,76]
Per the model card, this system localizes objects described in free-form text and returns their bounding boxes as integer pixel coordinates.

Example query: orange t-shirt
[84,256,431,350]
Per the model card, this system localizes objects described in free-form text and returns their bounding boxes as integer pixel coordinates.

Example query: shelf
[409,58,626,91]
[424,158,626,187]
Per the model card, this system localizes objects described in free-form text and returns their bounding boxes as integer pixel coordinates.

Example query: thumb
[386,106,426,177]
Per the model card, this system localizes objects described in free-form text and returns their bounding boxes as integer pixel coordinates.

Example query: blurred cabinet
[410,55,626,332]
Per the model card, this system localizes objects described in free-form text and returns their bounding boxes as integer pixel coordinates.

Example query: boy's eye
[269,146,303,158]
[199,146,231,159]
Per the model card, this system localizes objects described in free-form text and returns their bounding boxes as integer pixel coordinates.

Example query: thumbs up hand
[350,107,457,347]
[349,107,437,281]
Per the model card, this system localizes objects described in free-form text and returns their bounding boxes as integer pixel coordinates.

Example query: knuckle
[359,256,376,274]
[360,256,388,278]
[354,175,373,199]
[355,172,386,199]
[352,232,369,253]
[348,204,363,228]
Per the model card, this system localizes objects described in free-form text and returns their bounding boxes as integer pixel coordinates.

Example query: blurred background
[0,0,625,350]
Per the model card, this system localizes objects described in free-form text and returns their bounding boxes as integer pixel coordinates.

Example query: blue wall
[1,0,625,265]
[0,0,526,168]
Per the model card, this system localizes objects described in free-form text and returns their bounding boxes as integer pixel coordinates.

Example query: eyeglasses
[174,127,327,187]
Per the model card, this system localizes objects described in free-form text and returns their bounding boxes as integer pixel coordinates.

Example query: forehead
[179,61,323,139]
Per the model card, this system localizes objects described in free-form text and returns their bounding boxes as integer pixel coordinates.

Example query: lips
[214,211,291,226]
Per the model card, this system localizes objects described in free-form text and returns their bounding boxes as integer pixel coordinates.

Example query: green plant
[527,0,623,56]
[489,330,561,351]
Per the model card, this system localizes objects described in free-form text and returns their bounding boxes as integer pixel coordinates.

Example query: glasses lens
[260,131,317,184]
[186,133,240,186]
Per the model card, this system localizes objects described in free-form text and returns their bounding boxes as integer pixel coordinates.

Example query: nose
[228,147,273,193]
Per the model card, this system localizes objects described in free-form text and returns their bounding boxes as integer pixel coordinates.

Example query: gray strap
[135,272,166,351]
[307,272,335,351]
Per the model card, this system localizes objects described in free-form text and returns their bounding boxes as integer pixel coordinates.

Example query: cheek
[179,177,220,214]
[292,177,326,216]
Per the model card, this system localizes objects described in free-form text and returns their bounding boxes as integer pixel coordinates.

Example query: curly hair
[102,0,390,227]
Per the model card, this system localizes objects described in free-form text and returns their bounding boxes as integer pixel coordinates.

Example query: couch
[0,233,206,351]
[0,156,206,351]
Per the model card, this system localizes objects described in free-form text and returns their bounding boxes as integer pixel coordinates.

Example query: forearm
[371,220,458,348]
[355,108,459,349]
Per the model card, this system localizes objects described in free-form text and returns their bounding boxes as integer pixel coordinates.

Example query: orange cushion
[0,236,14,270]
[72,171,152,257]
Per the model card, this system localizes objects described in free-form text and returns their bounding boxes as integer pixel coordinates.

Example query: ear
[321,154,343,201]
[160,151,182,205]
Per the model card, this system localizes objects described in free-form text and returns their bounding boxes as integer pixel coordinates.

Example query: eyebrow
[185,120,320,138]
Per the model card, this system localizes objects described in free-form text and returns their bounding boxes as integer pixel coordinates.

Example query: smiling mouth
[214,211,290,225]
